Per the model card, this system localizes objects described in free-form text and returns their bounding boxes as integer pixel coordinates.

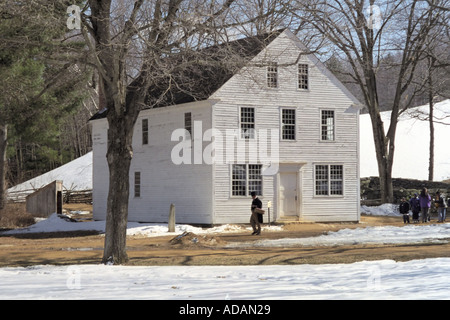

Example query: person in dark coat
[250,191,263,235]
[399,197,410,224]
[409,193,420,223]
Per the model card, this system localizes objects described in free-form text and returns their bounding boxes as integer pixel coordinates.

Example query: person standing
[409,193,420,223]
[435,191,447,223]
[419,188,431,223]
[250,191,263,235]
[399,197,410,224]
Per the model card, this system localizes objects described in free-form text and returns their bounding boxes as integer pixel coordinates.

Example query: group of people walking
[399,188,449,224]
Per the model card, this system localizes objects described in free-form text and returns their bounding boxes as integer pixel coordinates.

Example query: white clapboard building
[90,29,361,224]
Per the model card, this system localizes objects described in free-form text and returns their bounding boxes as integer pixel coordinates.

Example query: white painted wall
[91,29,360,224]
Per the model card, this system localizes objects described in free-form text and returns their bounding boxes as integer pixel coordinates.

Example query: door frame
[276,163,305,220]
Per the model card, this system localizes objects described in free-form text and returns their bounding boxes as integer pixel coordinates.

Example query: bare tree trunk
[428,96,435,181]
[102,113,134,264]
[428,57,435,181]
[0,124,7,210]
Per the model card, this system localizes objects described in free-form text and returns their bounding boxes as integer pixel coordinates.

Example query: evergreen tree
[0,0,90,209]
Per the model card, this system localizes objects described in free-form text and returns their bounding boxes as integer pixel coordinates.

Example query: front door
[279,172,298,217]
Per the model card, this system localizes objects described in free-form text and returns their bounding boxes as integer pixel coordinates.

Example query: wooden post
[168,203,175,232]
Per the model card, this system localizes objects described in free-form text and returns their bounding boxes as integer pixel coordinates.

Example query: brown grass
[0,203,35,230]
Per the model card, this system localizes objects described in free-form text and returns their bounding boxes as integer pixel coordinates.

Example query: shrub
[0,203,35,229]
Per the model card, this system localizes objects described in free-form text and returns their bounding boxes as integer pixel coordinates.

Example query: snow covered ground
[1,204,450,300]
[6,151,92,202]
[360,99,450,181]
[1,258,450,300]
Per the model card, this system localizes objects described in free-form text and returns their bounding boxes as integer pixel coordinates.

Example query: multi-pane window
[232,164,247,196]
[321,110,335,141]
[281,108,296,140]
[240,107,255,139]
[315,164,343,196]
[142,119,149,145]
[134,171,141,198]
[267,63,278,88]
[184,112,192,139]
[248,164,263,196]
[298,64,309,90]
[232,164,262,196]
[330,165,344,195]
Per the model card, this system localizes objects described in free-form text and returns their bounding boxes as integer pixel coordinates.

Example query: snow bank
[0,213,282,237]
[1,258,450,299]
[232,223,450,248]
[361,203,399,216]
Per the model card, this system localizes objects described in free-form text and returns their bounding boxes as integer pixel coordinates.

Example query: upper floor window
[267,62,278,88]
[142,119,149,145]
[281,108,296,140]
[321,110,335,141]
[240,107,255,139]
[298,64,309,90]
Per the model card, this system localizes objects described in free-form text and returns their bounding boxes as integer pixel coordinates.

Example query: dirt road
[1,215,450,267]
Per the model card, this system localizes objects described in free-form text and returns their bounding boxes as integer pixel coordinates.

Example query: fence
[8,188,92,204]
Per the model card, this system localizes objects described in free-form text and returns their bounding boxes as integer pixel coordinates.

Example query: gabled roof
[89,30,284,121]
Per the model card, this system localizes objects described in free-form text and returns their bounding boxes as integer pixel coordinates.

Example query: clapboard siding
[91,29,360,225]
[210,30,359,223]
[92,101,214,223]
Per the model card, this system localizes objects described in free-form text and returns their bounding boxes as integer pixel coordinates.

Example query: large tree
[81,0,277,264]
[290,0,448,202]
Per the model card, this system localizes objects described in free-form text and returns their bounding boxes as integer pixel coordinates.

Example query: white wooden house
[90,29,361,224]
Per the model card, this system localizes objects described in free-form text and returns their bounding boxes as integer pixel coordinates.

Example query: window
[267,62,278,88]
[315,164,343,196]
[134,172,141,198]
[248,164,263,196]
[232,164,247,196]
[321,110,335,141]
[281,108,296,140]
[330,165,344,195]
[232,164,262,196]
[298,64,309,90]
[240,107,255,139]
[184,112,192,139]
[142,119,148,145]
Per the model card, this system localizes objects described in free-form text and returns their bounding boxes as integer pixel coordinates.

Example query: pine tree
[0,0,90,209]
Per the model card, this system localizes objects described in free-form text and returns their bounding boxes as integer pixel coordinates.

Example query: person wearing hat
[250,191,263,235]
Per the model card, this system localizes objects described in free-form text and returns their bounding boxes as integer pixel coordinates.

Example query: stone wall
[361,177,450,204]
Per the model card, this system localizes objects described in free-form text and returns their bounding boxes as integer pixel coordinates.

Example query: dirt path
[1,215,450,267]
